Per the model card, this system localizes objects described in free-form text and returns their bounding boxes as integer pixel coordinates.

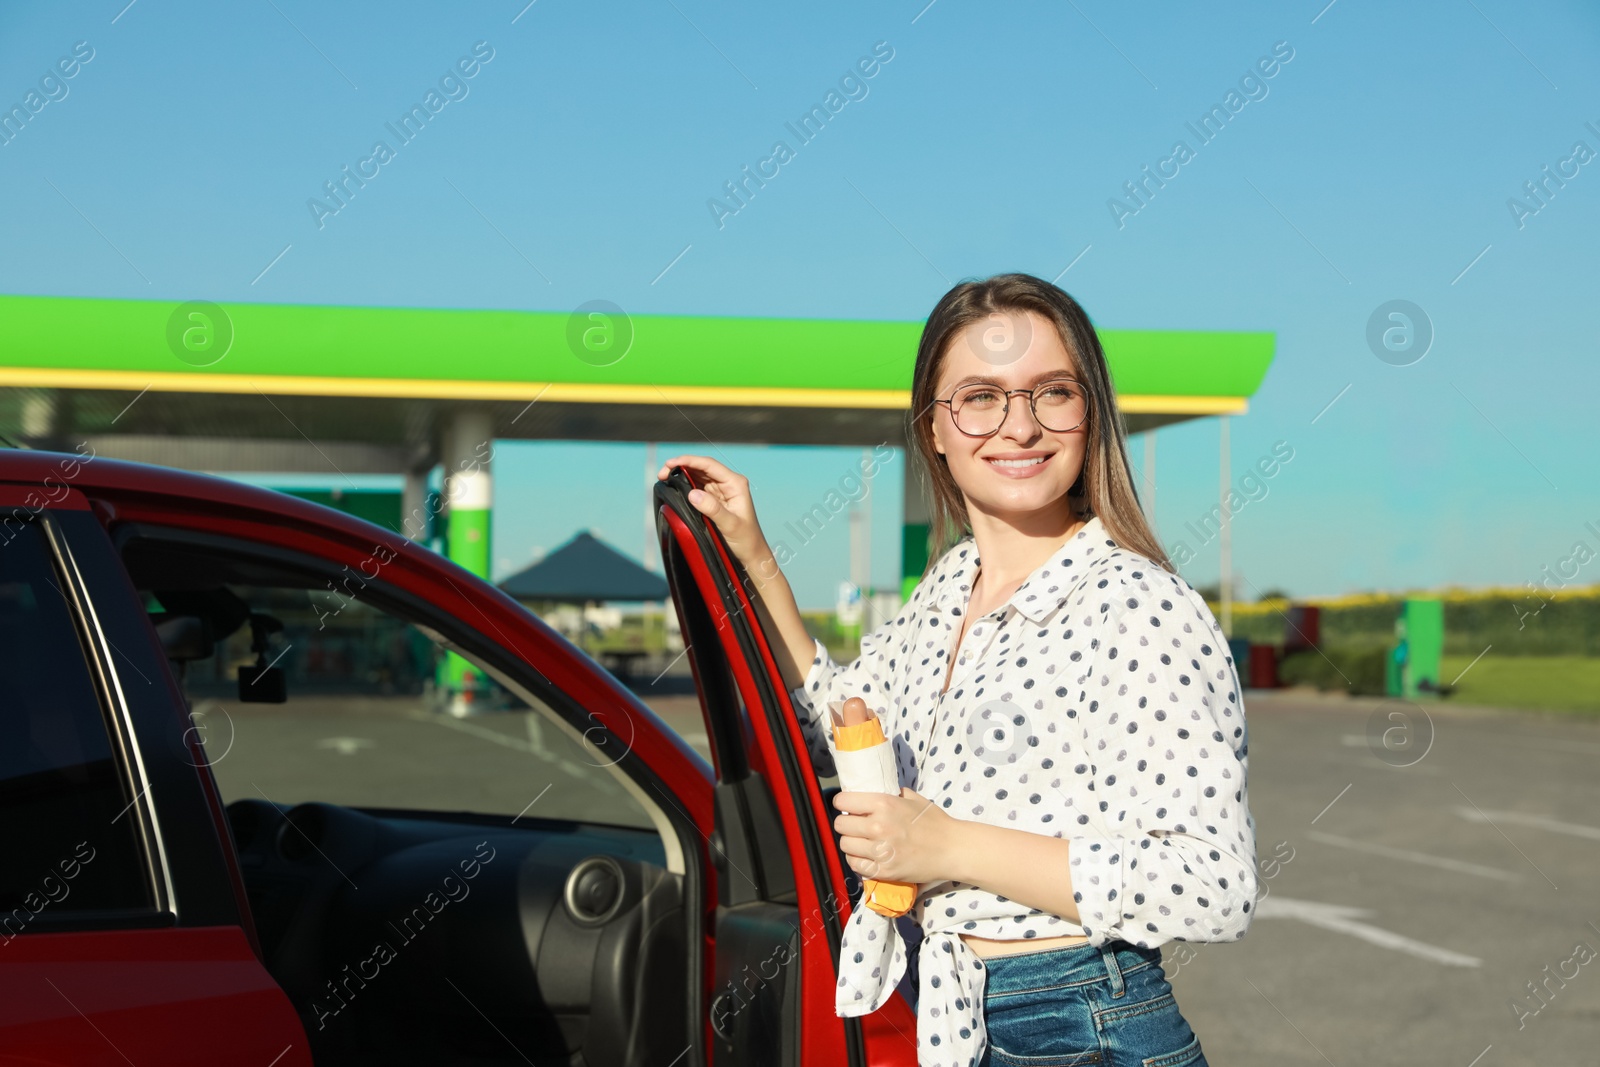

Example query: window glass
[0,521,155,925]
[157,577,657,833]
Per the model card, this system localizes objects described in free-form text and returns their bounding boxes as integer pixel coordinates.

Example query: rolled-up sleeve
[788,636,844,778]
[1065,570,1258,947]
[787,598,919,780]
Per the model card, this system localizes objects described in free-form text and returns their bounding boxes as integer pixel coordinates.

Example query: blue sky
[3,0,1597,606]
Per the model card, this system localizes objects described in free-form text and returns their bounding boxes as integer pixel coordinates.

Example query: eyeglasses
[934,376,1089,438]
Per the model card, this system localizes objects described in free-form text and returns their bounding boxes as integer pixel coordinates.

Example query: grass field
[1437,654,1600,715]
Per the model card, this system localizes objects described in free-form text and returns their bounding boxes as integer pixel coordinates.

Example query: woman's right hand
[658,453,816,693]
[655,454,771,571]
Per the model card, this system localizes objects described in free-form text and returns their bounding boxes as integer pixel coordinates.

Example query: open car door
[655,467,916,1067]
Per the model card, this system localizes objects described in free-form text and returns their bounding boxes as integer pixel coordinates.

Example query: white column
[861,447,872,594]
[447,410,494,496]
[21,390,56,440]
[1219,415,1232,638]
[400,465,431,542]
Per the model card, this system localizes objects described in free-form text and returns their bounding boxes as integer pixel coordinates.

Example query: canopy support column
[901,452,930,605]
[442,407,494,714]
[1219,415,1232,637]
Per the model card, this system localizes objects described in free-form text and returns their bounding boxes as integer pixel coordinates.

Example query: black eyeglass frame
[932,376,1091,438]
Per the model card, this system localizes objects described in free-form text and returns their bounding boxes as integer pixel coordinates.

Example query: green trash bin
[1388,599,1443,699]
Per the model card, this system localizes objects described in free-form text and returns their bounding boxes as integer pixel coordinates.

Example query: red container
[1248,643,1279,689]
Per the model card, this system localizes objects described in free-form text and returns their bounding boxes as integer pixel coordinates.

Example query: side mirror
[238,663,287,703]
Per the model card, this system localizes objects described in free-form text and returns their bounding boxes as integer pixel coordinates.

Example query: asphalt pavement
[1166,690,1600,1067]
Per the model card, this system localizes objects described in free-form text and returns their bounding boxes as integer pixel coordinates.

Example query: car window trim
[34,510,176,921]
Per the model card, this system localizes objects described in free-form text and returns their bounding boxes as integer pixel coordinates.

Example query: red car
[0,449,915,1066]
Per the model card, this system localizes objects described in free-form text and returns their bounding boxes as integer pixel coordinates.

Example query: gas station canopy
[0,294,1273,463]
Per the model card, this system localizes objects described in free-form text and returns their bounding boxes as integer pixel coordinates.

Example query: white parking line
[1485,735,1600,757]
[1345,732,1600,758]
[1337,736,1442,774]
[1255,896,1481,967]
[1306,830,1518,881]
[410,710,619,793]
[316,737,374,756]
[1453,806,1600,842]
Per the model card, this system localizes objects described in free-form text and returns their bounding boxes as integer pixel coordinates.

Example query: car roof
[0,446,408,548]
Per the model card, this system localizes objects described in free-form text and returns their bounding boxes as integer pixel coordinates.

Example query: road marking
[1337,734,1441,773]
[1346,732,1600,758]
[415,710,538,753]
[1453,806,1600,842]
[1451,785,1560,888]
[1477,735,1600,757]
[316,737,373,755]
[412,710,620,793]
[1306,830,1518,882]
[1255,896,1481,967]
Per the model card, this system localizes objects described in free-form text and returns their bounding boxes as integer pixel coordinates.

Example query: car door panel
[652,476,928,1067]
[657,468,918,1067]
[0,927,311,1067]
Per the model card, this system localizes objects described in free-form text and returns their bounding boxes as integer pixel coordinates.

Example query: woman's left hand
[832,786,958,885]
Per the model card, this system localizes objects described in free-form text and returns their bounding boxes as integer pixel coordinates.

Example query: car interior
[116,526,698,1067]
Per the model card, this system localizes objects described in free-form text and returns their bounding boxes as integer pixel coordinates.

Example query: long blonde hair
[905,272,1172,576]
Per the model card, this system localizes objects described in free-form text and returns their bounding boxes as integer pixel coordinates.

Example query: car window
[0,521,156,923]
[154,577,657,833]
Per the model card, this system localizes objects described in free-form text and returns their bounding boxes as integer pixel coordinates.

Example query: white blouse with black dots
[789,515,1258,1067]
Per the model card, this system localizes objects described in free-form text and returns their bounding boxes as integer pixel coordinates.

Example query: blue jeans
[950,941,1207,1067]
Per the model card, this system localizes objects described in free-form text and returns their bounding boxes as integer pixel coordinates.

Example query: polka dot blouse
[788,515,1258,1067]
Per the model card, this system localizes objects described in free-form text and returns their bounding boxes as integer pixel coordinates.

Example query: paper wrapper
[832,716,916,917]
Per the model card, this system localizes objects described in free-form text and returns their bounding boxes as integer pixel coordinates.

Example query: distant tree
[1192,582,1221,601]
[1257,588,1292,602]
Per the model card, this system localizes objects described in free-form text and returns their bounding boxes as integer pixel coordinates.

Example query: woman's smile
[982,451,1054,476]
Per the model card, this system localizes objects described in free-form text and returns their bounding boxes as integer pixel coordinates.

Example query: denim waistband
[979,939,1162,999]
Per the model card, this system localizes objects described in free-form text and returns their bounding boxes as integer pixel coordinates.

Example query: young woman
[657,273,1256,1067]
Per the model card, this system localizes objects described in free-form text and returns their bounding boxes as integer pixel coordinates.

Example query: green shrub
[1215,587,1600,658]
[1277,645,1389,696]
